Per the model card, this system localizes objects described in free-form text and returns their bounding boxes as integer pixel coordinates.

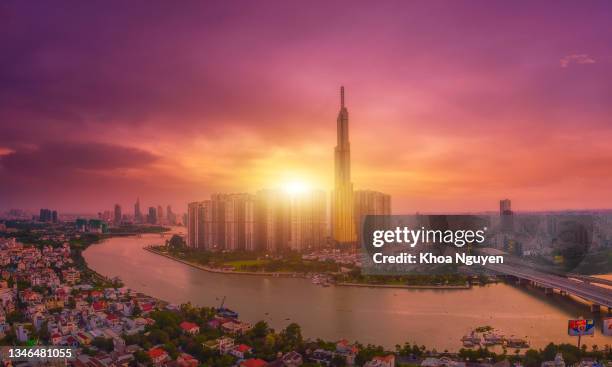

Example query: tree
[280,323,303,351]
[252,321,269,338]
[168,234,185,249]
[92,337,114,352]
[134,350,152,364]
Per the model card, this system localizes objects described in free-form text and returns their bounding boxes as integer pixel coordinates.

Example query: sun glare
[282,180,311,195]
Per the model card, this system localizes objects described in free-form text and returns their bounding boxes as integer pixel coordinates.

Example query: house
[365,355,395,367]
[15,323,30,343]
[221,320,252,335]
[92,300,107,312]
[179,321,200,335]
[336,339,358,365]
[177,353,198,367]
[148,347,170,365]
[218,336,235,354]
[281,351,303,366]
[231,344,253,359]
[241,358,268,367]
[310,349,334,365]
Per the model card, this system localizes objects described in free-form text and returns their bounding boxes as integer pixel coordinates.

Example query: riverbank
[145,246,472,289]
[145,246,306,277]
[336,282,470,289]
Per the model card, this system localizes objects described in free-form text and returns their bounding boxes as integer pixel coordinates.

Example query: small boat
[483,333,504,345]
[216,296,239,318]
[506,338,529,348]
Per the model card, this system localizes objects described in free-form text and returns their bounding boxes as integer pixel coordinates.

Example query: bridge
[487,263,612,310]
[568,274,612,288]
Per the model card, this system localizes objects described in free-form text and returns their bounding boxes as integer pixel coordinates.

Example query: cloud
[560,54,596,68]
[0,142,158,175]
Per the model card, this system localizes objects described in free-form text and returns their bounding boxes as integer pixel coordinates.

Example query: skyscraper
[332,86,357,244]
[166,205,176,225]
[134,197,142,223]
[157,205,164,225]
[499,199,513,233]
[147,207,157,224]
[114,204,122,225]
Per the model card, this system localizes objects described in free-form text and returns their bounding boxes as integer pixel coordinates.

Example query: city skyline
[2,1,612,213]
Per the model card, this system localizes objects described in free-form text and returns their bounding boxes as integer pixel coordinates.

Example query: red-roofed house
[50,333,62,345]
[365,355,395,367]
[240,358,267,367]
[148,347,169,365]
[177,353,198,367]
[179,321,200,335]
[230,344,253,359]
[92,301,107,312]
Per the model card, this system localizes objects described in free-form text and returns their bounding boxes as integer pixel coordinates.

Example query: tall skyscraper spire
[332,86,356,244]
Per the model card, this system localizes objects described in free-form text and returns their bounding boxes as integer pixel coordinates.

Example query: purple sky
[1,1,612,214]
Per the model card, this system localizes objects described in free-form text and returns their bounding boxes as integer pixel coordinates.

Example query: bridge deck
[488,263,612,309]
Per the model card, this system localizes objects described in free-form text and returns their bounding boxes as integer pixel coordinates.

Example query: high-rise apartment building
[222,194,255,251]
[289,189,327,251]
[254,189,291,253]
[187,194,255,250]
[354,190,391,243]
[332,86,357,244]
[187,201,212,249]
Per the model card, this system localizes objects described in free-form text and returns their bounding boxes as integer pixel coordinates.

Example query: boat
[216,296,239,318]
[461,333,481,346]
[506,338,529,348]
[483,333,504,345]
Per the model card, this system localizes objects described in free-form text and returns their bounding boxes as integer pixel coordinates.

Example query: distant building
[500,199,513,232]
[354,190,391,244]
[39,208,58,222]
[147,207,157,224]
[166,205,176,225]
[157,206,164,225]
[114,204,122,225]
[134,197,142,223]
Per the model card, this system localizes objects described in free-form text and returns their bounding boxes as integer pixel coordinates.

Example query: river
[82,230,612,351]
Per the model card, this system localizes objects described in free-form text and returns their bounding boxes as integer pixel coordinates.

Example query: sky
[1,1,612,214]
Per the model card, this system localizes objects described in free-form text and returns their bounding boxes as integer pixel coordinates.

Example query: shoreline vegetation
[144,246,474,290]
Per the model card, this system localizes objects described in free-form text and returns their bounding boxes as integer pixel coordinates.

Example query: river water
[82,230,612,351]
